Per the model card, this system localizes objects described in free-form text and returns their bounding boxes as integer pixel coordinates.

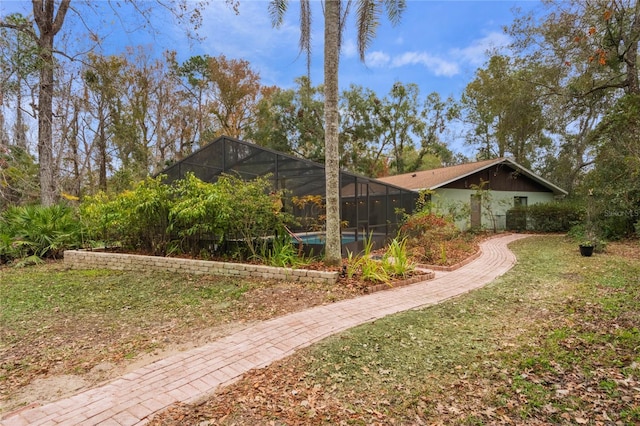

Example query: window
[514,196,528,207]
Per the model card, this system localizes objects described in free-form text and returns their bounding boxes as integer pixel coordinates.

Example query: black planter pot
[579,245,594,257]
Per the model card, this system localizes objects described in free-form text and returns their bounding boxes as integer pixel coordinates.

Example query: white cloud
[359,30,510,79]
[342,39,357,58]
[365,50,459,77]
[391,52,460,77]
[365,51,391,68]
[452,31,512,66]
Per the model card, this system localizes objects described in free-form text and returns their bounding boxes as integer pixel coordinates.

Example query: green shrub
[507,201,584,233]
[597,213,635,241]
[81,173,291,259]
[506,207,527,231]
[221,174,290,258]
[0,203,83,262]
[81,176,172,255]
[168,173,231,254]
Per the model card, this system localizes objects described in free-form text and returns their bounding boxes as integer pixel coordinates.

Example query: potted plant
[579,240,594,257]
[578,188,597,257]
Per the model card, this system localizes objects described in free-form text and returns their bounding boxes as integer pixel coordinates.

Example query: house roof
[377,157,568,196]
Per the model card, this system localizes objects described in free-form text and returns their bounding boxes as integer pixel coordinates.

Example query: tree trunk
[69,102,81,196]
[15,87,27,150]
[33,0,70,206]
[323,0,341,265]
[0,89,7,148]
[625,0,640,95]
[98,117,107,191]
[37,31,57,206]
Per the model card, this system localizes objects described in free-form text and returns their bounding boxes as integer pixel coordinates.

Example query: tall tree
[176,54,269,142]
[339,84,386,176]
[269,0,405,265]
[340,84,456,176]
[461,55,550,167]
[378,82,425,174]
[84,53,126,191]
[33,0,71,206]
[0,0,238,205]
[507,0,640,190]
[248,76,325,161]
[0,14,39,151]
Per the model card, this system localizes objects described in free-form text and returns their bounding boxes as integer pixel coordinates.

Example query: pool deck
[2,233,531,426]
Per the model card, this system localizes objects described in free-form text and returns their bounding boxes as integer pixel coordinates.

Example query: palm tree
[269,0,405,265]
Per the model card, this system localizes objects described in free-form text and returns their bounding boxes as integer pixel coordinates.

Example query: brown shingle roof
[377,158,503,190]
[376,157,568,195]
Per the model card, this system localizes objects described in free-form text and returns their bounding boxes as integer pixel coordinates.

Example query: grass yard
[148,235,640,425]
[0,264,361,413]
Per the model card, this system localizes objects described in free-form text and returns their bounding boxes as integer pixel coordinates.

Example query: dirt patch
[7,376,89,411]
[604,239,640,260]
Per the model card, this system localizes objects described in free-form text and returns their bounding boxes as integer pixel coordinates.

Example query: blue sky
[2,0,542,155]
[1,0,541,101]
[77,0,541,100]
[179,0,540,99]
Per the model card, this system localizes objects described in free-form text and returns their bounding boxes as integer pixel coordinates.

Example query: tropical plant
[221,174,291,259]
[346,233,384,282]
[346,234,415,283]
[0,203,83,262]
[258,234,309,268]
[168,173,231,254]
[382,236,414,277]
[81,175,173,254]
[81,173,292,259]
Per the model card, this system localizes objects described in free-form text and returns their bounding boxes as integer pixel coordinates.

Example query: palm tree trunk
[323,0,342,265]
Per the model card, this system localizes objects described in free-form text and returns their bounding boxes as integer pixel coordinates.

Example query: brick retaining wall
[63,250,339,284]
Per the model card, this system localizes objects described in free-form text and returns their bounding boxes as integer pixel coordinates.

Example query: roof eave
[427,158,507,190]
[425,157,567,196]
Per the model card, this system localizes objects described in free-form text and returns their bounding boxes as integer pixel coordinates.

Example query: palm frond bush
[0,203,83,262]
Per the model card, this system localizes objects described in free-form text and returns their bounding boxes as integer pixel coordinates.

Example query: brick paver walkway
[2,233,531,426]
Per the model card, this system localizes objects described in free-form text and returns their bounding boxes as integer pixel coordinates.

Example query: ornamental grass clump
[346,235,415,284]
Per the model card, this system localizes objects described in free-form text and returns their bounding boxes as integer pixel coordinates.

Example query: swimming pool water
[292,234,358,245]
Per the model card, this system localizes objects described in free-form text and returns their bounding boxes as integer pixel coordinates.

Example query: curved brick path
[2,233,531,426]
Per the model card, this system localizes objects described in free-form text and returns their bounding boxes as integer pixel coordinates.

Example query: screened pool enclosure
[161,136,418,255]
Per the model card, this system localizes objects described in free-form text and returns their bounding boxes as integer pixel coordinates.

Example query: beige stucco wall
[430,188,557,230]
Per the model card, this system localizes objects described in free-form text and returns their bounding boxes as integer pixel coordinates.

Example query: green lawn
[0,263,355,412]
